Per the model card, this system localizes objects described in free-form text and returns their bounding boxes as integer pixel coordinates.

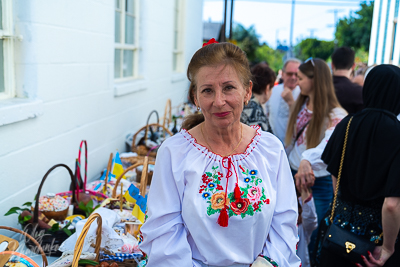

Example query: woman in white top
[139,40,301,267]
[284,58,347,261]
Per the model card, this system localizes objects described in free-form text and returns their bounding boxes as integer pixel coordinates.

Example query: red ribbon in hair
[203,38,219,47]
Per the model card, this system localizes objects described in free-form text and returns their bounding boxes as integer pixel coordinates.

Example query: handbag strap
[329,117,353,223]
[329,116,383,243]
[294,121,310,145]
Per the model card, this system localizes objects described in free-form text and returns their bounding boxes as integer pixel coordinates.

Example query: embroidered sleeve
[301,108,346,171]
[138,143,194,267]
[261,148,301,267]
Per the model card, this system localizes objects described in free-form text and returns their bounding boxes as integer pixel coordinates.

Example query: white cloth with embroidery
[286,105,347,177]
[139,126,300,267]
[58,208,124,253]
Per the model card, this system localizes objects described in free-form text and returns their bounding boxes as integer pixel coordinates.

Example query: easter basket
[23,164,78,257]
[71,213,143,267]
[131,110,173,158]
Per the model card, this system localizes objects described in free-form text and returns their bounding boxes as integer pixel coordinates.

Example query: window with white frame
[0,0,15,100]
[173,0,184,72]
[114,0,139,80]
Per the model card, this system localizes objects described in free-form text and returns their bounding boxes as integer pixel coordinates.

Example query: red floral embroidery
[296,107,312,146]
[231,198,250,215]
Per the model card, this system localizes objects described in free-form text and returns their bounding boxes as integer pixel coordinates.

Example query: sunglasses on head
[305,57,315,67]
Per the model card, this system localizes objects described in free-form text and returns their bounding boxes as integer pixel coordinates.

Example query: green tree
[232,24,260,63]
[335,2,374,51]
[294,38,335,61]
[254,44,285,73]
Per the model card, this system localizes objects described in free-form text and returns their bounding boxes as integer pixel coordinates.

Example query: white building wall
[0,0,203,229]
[369,0,400,65]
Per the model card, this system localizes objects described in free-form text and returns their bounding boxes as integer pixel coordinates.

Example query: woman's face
[194,64,252,129]
[297,70,313,97]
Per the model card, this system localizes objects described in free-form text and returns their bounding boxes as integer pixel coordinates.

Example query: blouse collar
[180,125,262,162]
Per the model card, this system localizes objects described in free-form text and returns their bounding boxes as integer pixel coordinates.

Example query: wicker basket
[71,213,102,267]
[162,99,172,131]
[131,110,173,158]
[0,226,48,267]
[112,156,155,198]
[71,213,141,267]
[24,164,78,257]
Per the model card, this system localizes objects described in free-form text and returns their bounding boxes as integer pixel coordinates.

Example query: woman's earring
[245,100,249,105]
[197,106,200,111]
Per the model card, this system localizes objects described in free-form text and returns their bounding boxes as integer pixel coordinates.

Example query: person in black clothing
[331,47,363,114]
[314,65,400,267]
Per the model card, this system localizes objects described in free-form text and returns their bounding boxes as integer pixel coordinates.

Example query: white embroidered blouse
[286,105,347,177]
[139,126,300,267]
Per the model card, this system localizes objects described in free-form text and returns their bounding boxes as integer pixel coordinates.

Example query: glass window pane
[0,2,2,30]
[114,49,122,78]
[115,11,121,43]
[0,41,5,93]
[126,0,134,14]
[125,15,135,45]
[174,30,178,50]
[115,0,120,9]
[173,53,178,72]
[123,50,134,77]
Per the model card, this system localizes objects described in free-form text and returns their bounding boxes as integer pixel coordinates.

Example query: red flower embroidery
[202,38,218,47]
[216,184,224,191]
[263,199,270,204]
[253,202,260,211]
[231,198,250,215]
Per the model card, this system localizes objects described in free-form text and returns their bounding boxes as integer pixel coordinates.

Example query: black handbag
[321,117,382,264]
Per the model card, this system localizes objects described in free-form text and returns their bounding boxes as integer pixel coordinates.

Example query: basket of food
[131,110,173,158]
[23,164,78,257]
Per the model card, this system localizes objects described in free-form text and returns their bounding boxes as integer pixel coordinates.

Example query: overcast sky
[203,0,370,48]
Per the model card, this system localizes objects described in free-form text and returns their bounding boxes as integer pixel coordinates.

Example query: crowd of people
[138,40,400,267]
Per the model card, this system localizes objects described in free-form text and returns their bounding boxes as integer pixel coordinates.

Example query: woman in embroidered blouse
[240,62,276,133]
[284,58,347,258]
[139,41,301,267]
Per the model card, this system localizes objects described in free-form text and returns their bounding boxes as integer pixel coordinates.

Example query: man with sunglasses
[266,58,301,142]
[331,47,363,114]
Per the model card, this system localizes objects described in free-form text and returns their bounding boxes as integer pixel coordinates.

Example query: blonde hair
[182,42,252,130]
[285,58,341,148]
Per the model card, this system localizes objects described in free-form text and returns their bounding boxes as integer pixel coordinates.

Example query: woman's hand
[294,160,315,191]
[357,246,394,267]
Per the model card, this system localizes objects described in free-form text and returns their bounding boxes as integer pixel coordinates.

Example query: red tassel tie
[234,183,242,200]
[218,205,229,227]
[217,157,241,227]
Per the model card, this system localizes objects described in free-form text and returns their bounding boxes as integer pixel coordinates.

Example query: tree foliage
[254,45,285,73]
[294,38,335,61]
[335,2,374,51]
[232,24,260,63]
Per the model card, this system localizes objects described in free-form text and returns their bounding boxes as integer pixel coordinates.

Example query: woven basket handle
[33,164,77,224]
[144,110,159,142]
[0,226,48,267]
[77,140,88,190]
[112,156,155,198]
[131,123,173,152]
[162,99,172,129]
[71,213,102,267]
[103,153,113,194]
